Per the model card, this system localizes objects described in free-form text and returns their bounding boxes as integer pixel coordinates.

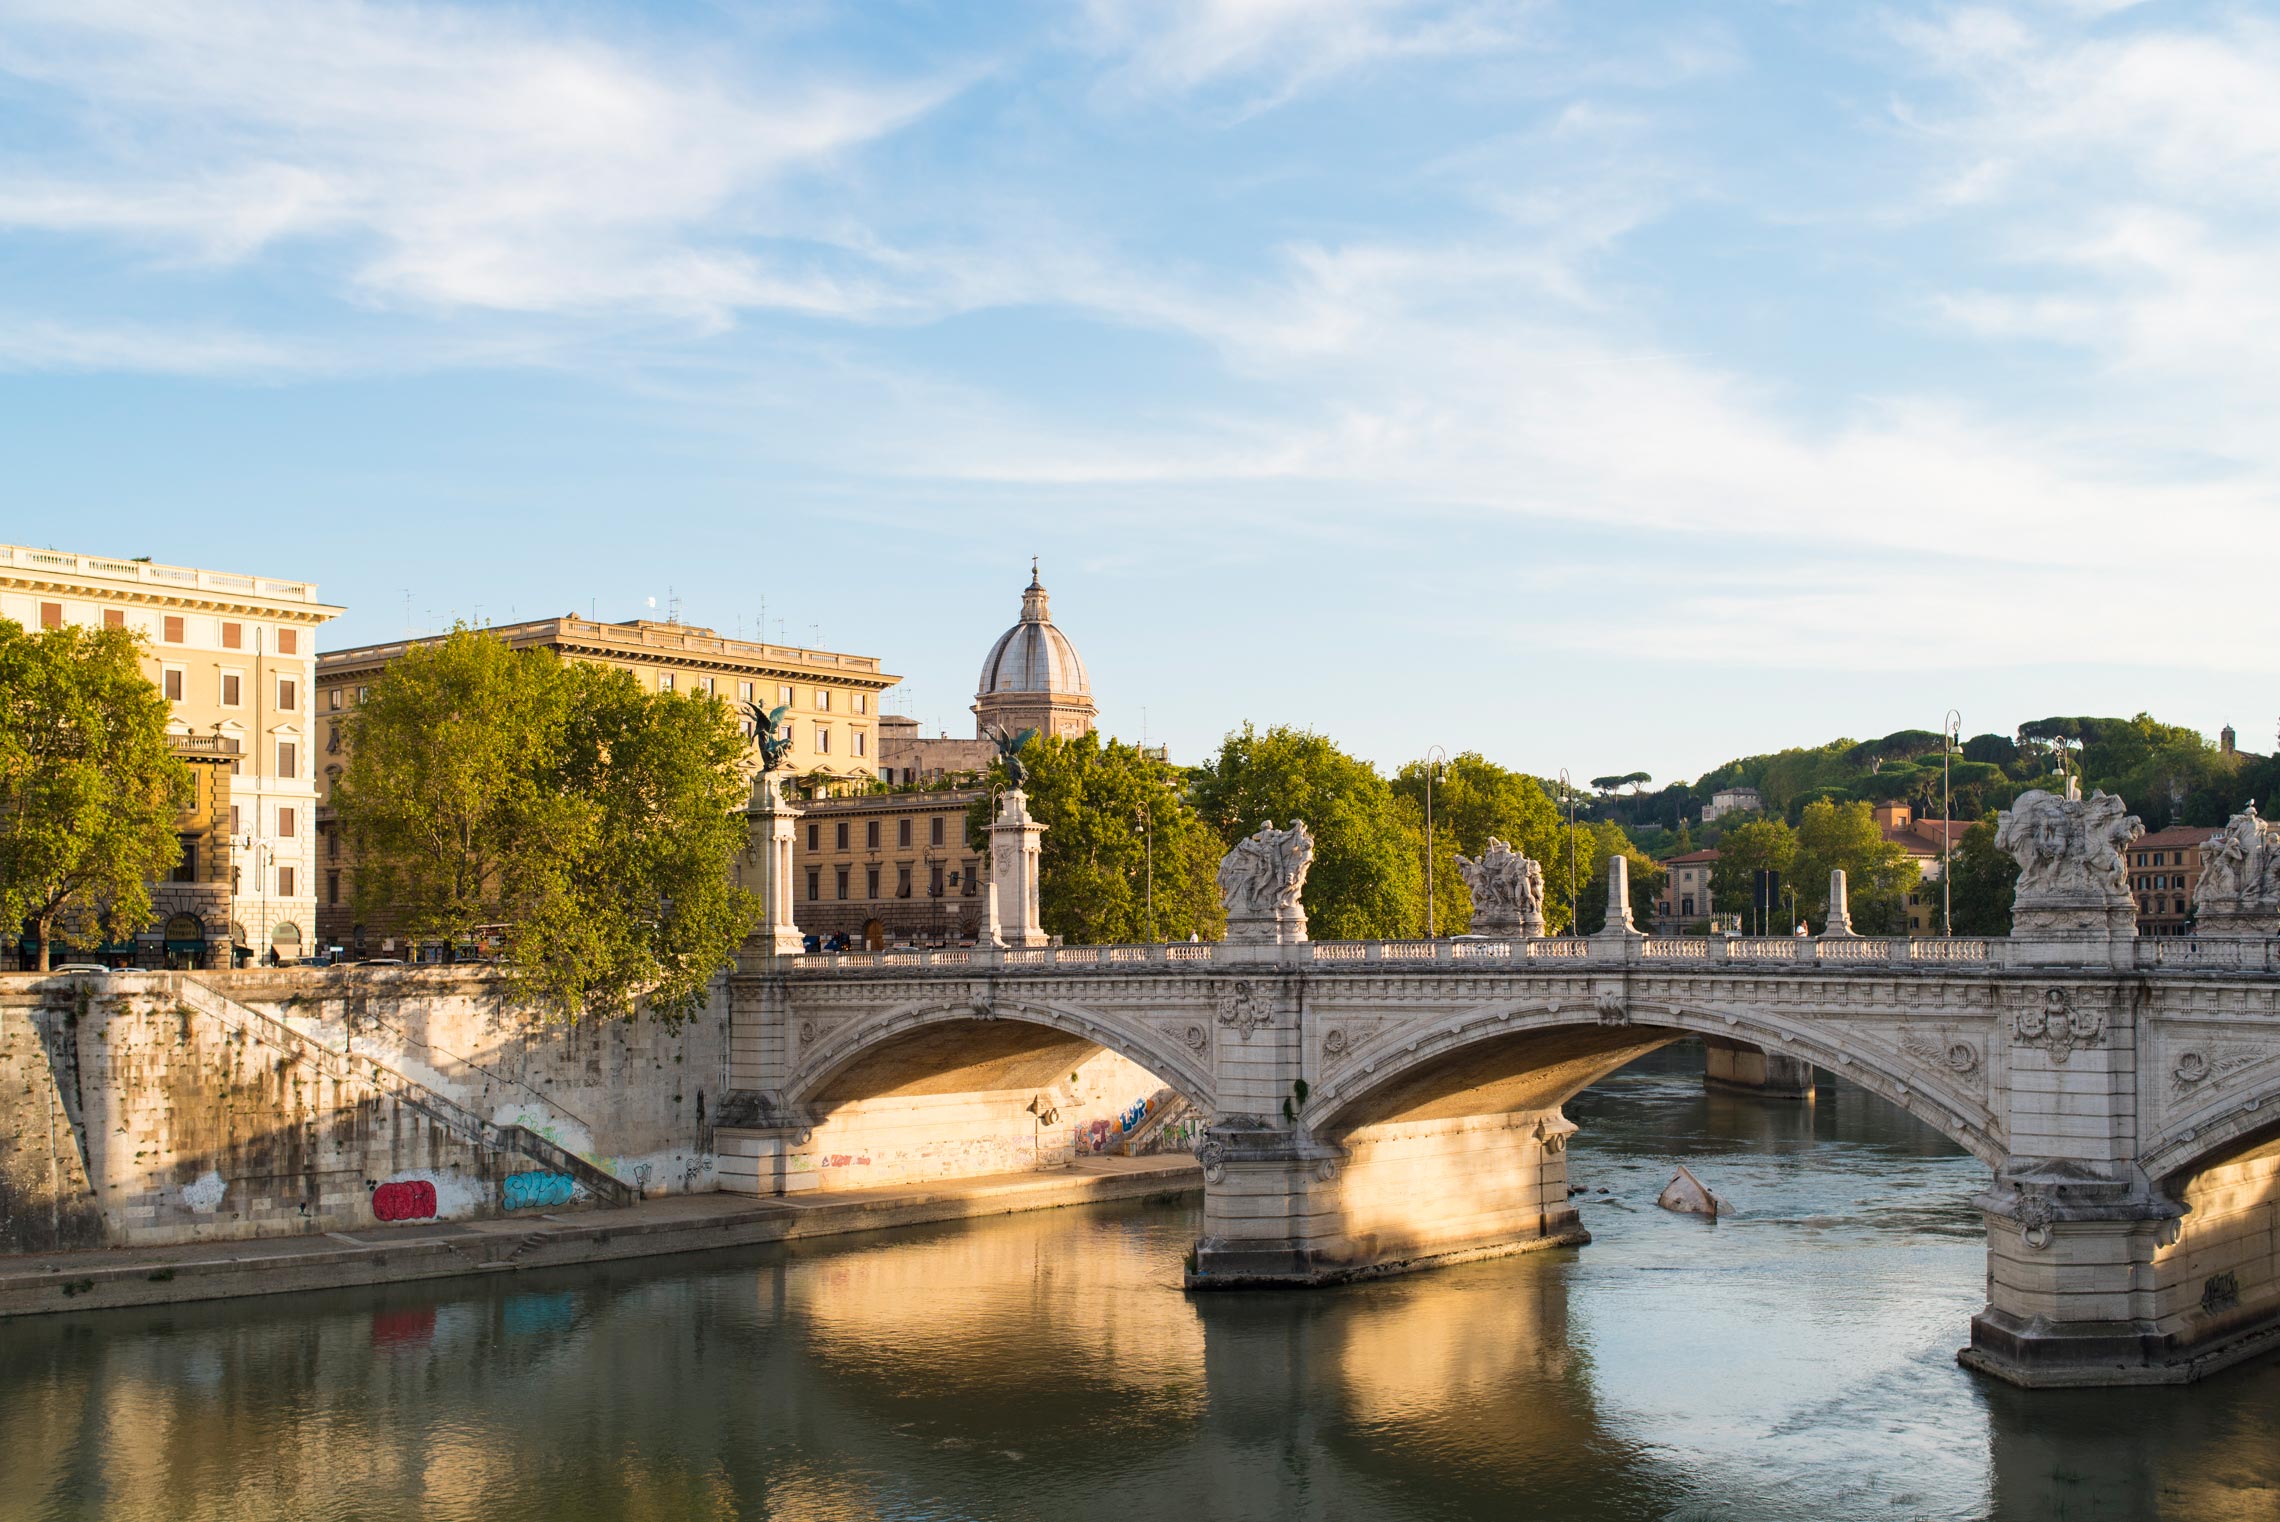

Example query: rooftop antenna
[668,586,680,625]
[403,590,413,637]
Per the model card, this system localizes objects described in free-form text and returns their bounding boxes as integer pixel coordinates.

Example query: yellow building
[314,615,897,952]
[0,543,343,965]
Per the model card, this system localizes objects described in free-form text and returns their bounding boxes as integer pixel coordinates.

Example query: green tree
[964,731,1224,943]
[0,619,191,970]
[1793,799,1917,934]
[1391,752,1574,933]
[1191,725,1421,940]
[1709,817,1796,929]
[335,627,758,1020]
[1946,815,2019,935]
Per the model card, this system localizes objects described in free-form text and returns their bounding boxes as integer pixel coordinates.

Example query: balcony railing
[2,544,321,603]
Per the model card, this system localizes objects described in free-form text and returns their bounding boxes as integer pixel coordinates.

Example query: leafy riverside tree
[1191,725,1422,940]
[1390,752,1589,933]
[963,731,1223,943]
[0,619,191,971]
[333,628,758,1020]
[1709,817,1796,928]
[1792,799,1917,934]
[1946,815,2022,935]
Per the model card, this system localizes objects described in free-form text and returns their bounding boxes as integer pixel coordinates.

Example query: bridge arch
[2140,1057,2280,1186]
[785,994,1216,1114]
[1304,996,2006,1167]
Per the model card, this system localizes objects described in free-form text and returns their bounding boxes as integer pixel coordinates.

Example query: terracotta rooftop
[2135,824,2221,851]
[1665,848,1722,865]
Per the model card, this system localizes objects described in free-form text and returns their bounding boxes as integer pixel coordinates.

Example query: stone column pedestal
[739,771,806,967]
[989,788,1048,948]
[1702,1035,1816,1100]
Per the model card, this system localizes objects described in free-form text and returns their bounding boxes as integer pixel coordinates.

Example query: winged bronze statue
[744,700,795,773]
[988,724,1039,788]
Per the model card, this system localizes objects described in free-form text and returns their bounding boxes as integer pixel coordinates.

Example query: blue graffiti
[503,1171,576,1211]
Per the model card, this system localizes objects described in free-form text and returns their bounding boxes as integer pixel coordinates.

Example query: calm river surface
[7,1045,2279,1522]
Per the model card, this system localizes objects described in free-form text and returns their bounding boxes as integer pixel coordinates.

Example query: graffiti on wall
[371,1179,438,1222]
[502,1171,576,1211]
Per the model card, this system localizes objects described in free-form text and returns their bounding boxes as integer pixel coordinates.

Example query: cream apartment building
[315,616,897,950]
[0,544,342,965]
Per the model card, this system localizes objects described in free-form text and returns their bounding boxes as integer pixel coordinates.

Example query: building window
[277,628,298,655]
[897,865,912,898]
[173,838,198,884]
[815,725,830,754]
[279,866,296,898]
[222,622,242,649]
[962,860,978,896]
[39,601,62,629]
[836,866,850,901]
[931,817,945,847]
[866,820,880,849]
[807,869,820,902]
[738,681,754,703]
[1681,896,1695,917]
[278,806,297,838]
[327,828,339,860]
[164,615,184,643]
[779,685,794,706]
[104,609,125,629]
[807,822,819,850]
[328,688,342,711]
[230,805,240,834]
[278,741,297,777]
[659,672,675,692]
[898,818,912,848]
[815,689,831,711]
[326,872,340,905]
[867,866,880,898]
[163,667,184,701]
[698,676,714,696]
[853,730,867,758]
[279,678,297,710]
[836,822,849,851]
[356,686,369,703]
[222,673,242,707]
[855,694,868,714]
[930,865,945,897]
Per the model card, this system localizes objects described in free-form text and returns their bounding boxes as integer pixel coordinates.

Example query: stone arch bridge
[720,928,2280,1390]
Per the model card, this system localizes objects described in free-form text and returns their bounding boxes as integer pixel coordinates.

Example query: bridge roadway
[717,929,2280,1388]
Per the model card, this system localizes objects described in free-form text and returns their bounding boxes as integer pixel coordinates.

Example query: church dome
[978,565,1090,698]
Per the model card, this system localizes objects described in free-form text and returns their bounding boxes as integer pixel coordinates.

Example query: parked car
[52,963,111,975]
[357,956,408,966]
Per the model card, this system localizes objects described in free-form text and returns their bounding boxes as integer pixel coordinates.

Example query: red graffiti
[370,1305,436,1347]
[371,1180,437,1221]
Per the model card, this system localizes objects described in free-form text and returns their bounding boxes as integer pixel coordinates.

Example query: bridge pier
[1188,1110,1584,1286]
[1701,1036,1815,1100]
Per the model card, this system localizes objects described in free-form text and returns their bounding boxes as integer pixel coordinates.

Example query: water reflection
[7,1045,2280,1521]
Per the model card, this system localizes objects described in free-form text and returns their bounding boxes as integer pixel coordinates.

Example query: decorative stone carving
[1215,980,1273,1041]
[1322,1027,1350,1060]
[2014,1191,2057,1250]
[797,1020,816,1043]
[1593,991,1628,1026]
[2193,806,2280,937]
[2171,1046,2259,1096]
[1899,1028,1982,1083]
[1195,1140,1228,1184]
[1183,1023,1209,1052]
[1995,787,2143,938]
[1454,838,1546,937]
[1218,821,1314,943]
[2012,987,2104,1063]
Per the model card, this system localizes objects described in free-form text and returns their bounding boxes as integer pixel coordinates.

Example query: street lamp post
[1942,708,1961,938]
[1558,768,1577,936]
[1138,799,1156,943]
[1423,745,1447,938]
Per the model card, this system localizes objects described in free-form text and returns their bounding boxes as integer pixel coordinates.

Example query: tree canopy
[1792,799,1917,935]
[0,619,191,970]
[1390,752,1589,933]
[334,627,757,1020]
[1191,725,1421,940]
[964,730,1223,944]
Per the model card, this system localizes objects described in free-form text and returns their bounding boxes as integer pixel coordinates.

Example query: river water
[7,1045,2279,1522]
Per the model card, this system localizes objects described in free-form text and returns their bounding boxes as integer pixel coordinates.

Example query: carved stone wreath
[2014,1191,2057,1251]
[1216,980,1273,1041]
[2012,988,2104,1064]
[1899,1029,1982,1083]
[1322,1027,1351,1066]
[797,1020,816,1043]
[1195,1140,1228,1184]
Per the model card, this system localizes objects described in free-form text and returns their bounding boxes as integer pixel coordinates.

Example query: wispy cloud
[0,0,954,320]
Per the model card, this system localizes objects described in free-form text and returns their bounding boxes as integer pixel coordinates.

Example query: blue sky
[4,0,2276,782]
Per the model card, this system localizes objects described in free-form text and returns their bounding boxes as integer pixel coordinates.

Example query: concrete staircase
[1116,1093,1199,1157]
[177,978,635,1209]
